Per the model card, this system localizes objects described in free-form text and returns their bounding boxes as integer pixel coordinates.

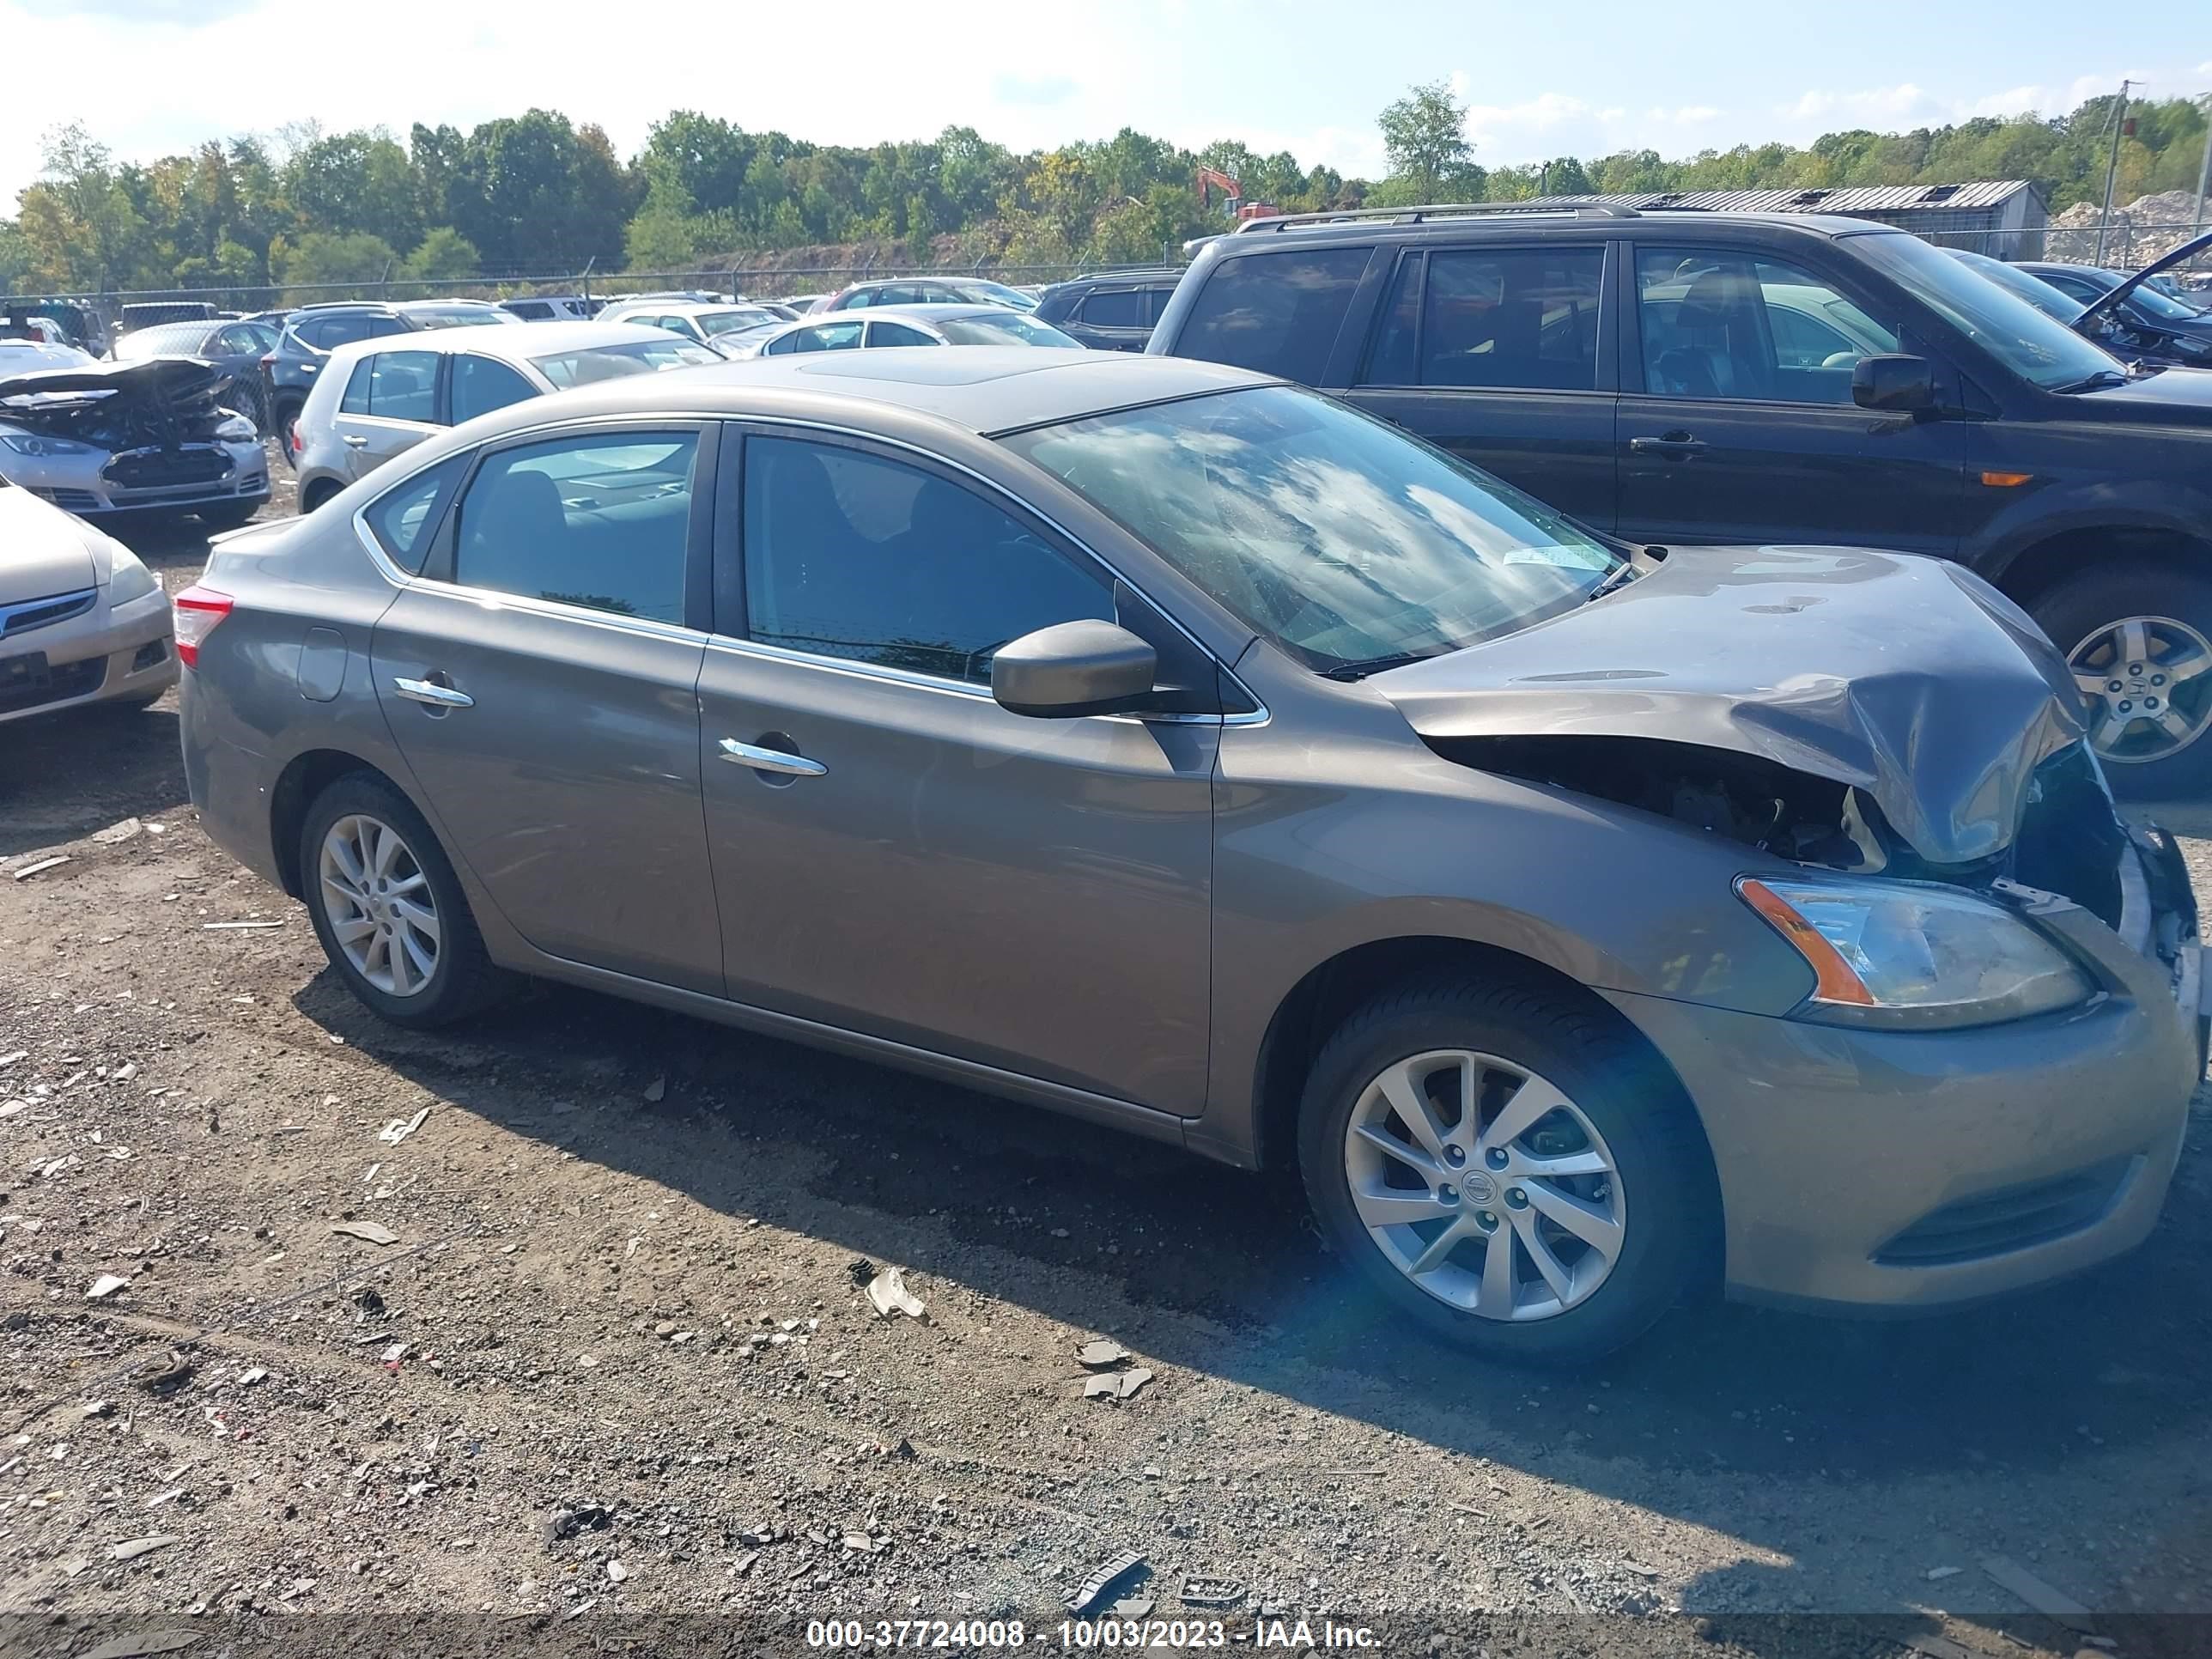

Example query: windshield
[1945,250,2079,324]
[937,313,1079,347]
[111,323,208,360]
[530,339,720,386]
[1854,233,2123,391]
[407,306,514,330]
[697,307,779,336]
[1002,385,1621,673]
[2106,274,2204,323]
[958,281,1039,312]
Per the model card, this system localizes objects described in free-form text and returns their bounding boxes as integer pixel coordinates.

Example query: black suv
[261,303,418,458]
[1150,204,2212,796]
[1033,269,1183,350]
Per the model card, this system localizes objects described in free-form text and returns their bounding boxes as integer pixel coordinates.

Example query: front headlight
[1738,875,2094,1030]
[214,413,258,442]
[106,549,159,605]
[0,431,96,457]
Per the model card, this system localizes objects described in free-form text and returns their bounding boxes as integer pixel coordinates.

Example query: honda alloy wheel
[1343,1049,1625,1321]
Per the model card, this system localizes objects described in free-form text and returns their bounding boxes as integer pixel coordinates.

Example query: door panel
[696,648,1218,1109]
[1618,244,1968,552]
[1346,243,1619,528]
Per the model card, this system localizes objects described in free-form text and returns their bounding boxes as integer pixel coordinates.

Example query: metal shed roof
[1531,180,2042,215]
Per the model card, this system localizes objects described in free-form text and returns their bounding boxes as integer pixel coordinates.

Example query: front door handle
[1629,433,1706,458]
[392,676,474,709]
[719,737,826,778]
[341,434,368,448]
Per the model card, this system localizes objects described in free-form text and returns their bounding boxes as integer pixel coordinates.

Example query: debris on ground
[642,1076,665,1103]
[82,1632,202,1659]
[546,1504,614,1545]
[85,1273,131,1301]
[1900,1634,1973,1659]
[606,1559,629,1583]
[332,1220,399,1247]
[89,818,144,846]
[12,855,70,880]
[866,1266,927,1320]
[1082,1367,1154,1401]
[133,1351,193,1392]
[845,1256,877,1287]
[1067,1551,1147,1615]
[1077,1338,1130,1370]
[238,1366,269,1386]
[378,1106,431,1145]
[1925,1565,1963,1581]
[1981,1554,2095,1632]
[201,919,283,930]
[106,1534,182,1562]
[1180,1575,1243,1608]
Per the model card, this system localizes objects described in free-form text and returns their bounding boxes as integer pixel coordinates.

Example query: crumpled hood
[0,483,100,605]
[1372,544,2087,866]
[0,356,223,406]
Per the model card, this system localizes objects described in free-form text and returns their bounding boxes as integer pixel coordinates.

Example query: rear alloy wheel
[299,774,505,1027]
[1298,977,1712,1363]
[2035,566,2212,799]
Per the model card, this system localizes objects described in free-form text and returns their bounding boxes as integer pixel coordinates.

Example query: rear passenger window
[794,322,862,352]
[450,355,537,424]
[360,350,439,422]
[450,433,696,624]
[742,436,1112,684]
[1361,248,1603,391]
[362,453,467,574]
[1078,289,1146,328]
[1176,247,1371,386]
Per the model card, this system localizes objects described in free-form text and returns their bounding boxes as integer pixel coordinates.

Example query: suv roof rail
[1231,201,1641,234]
[1072,265,1183,278]
[291,299,395,312]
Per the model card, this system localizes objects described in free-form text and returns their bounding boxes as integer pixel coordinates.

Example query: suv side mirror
[991,621,1158,719]
[1851,353,1936,412]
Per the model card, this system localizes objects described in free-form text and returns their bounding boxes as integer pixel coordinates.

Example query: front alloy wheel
[318,812,441,997]
[1345,1050,1624,1321]
[2068,614,2212,770]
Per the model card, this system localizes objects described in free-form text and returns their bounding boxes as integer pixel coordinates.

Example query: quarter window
[362,453,467,575]
[1177,246,1371,386]
[450,354,538,424]
[866,320,934,348]
[793,322,863,352]
[1635,249,1899,404]
[451,433,696,624]
[1078,289,1146,328]
[741,436,1112,684]
[355,350,439,422]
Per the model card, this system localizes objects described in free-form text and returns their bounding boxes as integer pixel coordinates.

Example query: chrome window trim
[347,408,1270,723]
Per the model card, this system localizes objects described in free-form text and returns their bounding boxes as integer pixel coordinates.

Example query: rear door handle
[392,676,473,709]
[719,738,826,778]
[341,434,368,448]
[1629,434,1706,458]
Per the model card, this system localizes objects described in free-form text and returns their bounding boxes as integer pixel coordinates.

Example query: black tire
[299,479,341,514]
[297,772,507,1028]
[271,396,305,468]
[2031,563,2212,800]
[1296,975,1716,1365]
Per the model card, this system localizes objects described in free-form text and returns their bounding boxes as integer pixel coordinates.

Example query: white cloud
[1781,83,1936,123]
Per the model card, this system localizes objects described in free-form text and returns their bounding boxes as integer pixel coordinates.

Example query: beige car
[0,481,176,722]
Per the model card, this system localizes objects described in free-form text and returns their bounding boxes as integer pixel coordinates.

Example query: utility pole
[2193,90,2211,241]
[2094,80,2134,265]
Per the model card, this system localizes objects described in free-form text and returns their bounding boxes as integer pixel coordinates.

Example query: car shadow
[0,701,185,856]
[284,957,2212,1589]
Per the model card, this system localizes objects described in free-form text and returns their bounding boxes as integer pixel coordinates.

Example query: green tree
[400,226,479,281]
[1376,79,1483,204]
[275,229,396,289]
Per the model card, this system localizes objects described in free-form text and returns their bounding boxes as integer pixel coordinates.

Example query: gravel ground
[0,471,2206,1656]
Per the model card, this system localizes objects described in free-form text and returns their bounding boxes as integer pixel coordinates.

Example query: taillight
[172,585,233,670]
[258,352,276,368]
[289,425,303,454]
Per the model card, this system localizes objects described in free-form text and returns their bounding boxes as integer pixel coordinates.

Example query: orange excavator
[1196,165,1279,223]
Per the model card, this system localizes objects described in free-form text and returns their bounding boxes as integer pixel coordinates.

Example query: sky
[4,0,2209,207]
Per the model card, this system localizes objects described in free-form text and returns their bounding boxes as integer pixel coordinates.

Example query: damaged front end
[0,357,264,516]
[1377,543,2203,1025]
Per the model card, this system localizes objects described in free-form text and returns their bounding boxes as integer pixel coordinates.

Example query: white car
[0,348,267,527]
[594,300,785,346]
[0,479,177,722]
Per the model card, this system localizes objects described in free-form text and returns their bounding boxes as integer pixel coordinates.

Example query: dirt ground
[0,465,2207,1657]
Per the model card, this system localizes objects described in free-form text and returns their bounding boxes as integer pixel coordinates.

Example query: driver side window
[740,436,1113,685]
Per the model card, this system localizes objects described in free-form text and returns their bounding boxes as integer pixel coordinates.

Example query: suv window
[1635,249,1899,405]
[340,349,439,422]
[1364,247,1603,391]
[866,320,933,348]
[1079,289,1146,328]
[362,453,467,574]
[450,354,538,424]
[742,436,1112,684]
[301,315,375,351]
[1177,246,1370,386]
[506,301,552,320]
[452,433,696,624]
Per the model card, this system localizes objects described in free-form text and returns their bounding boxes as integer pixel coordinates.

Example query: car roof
[603,299,766,316]
[851,303,1029,322]
[113,319,217,353]
[1208,208,1901,257]
[441,348,1270,441]
[319,319,681,369]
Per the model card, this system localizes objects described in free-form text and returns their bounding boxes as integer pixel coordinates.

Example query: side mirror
[991,620,1158,719]
[1850,353,1936,412]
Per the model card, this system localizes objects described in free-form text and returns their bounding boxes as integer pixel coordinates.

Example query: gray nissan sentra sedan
[176,349,2203,1362]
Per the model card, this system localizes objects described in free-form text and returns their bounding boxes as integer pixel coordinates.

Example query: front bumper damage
[0,357,268,517]
[1614,828,2201,1312]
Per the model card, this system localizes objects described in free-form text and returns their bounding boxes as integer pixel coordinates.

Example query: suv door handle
[392,676,474,709]
[719,738,827,778]
[1629,433,1706,458]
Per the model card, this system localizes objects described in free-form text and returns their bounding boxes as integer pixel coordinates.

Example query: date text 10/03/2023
[804,1618,1382,1650]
